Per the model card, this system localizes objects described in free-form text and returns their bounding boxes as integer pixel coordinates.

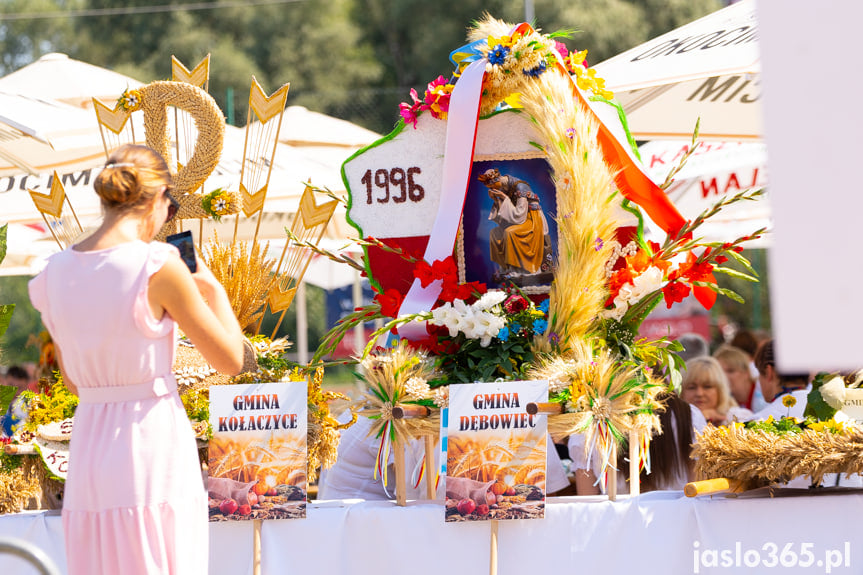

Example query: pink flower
[554,41,568,63]
[423,76,454,120]
[399,88,423,129]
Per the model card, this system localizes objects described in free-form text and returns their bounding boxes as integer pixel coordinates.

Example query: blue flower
[488,45,510,66]
[533,318,548,334]
[538,299,550,314]
[497,326,510,342]
[523,61,548,77]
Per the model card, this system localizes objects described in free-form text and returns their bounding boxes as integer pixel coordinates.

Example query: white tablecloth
[2,491,861,574]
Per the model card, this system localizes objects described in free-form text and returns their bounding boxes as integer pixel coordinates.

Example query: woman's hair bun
[95,163,142,207]
[93,144,172,212]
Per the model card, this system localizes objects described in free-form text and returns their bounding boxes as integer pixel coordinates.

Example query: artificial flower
[399,88,423,128]
[375,288,404,318]
[423,76,454,120]
[503,294,529,314]
[820,376,847,410]
[487,44,510,66]
[661,281,691,308]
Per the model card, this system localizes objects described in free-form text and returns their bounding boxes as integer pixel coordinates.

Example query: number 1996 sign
[361,167,424,204]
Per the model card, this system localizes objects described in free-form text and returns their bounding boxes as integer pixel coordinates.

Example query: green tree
[0,0,78,75]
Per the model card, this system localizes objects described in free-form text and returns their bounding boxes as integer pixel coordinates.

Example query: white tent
[0,53,143,110]
[594,0,761,141]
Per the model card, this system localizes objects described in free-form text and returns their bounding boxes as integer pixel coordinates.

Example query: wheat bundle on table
[693,424,863,487]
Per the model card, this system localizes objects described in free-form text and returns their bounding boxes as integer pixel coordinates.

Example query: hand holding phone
[165,230,197,273]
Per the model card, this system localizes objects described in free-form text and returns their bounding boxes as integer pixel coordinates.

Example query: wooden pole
[525,402,563,415]
[489,519,499,575]
[394,439,407,506]
[252,519,262,575]
[684,478,744,498]
[608,442,617,502]
[629,430,640,497]
[391,405,431,419]
[424,435,436,500]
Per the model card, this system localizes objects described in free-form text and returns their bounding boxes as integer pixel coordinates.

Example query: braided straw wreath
[139,81,241,231]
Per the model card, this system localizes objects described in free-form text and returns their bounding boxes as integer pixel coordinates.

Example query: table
[1,491,861,574]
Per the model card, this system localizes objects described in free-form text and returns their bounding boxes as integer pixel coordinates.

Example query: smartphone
[165,230,198,273]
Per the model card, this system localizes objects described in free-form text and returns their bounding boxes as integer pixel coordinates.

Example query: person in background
[729,329,768,411]
[680,356,752,425]
[677,332,710,364]
[749,339,810,420]
[569,391,707,494]
[713,345,757,410]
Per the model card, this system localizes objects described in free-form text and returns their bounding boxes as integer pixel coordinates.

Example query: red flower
[414,259,436,288]
[374,288,404,318]
[432,257,458,284]
[504,294,529,314]
[662,281,691,308]
[423,76,454,120]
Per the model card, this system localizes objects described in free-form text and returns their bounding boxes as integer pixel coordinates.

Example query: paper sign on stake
[208,382,307,521]
[444,380,548,522]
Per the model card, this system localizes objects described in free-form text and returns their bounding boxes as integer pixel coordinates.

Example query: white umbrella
[0,91,117,177]
[639,139,770,245]
[278,106,381,148]
[594,0,761,140]
[0,53,143,110]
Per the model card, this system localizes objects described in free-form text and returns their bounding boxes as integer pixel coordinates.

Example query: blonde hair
[682,356,734,415]
[713,344,752,375]
[94,144,172,213]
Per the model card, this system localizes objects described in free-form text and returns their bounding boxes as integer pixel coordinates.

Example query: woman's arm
[54,346,78,396]
[149,255,245,375]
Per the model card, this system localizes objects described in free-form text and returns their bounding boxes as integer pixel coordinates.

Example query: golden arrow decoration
[29,172,66,218]
[172,54,210,89]
[248,77,290,123]
[240,182,268,218]
[298,184,338,228]
[266,186,337,333]
[267,286,298,314]
[29,173,83,249]
[93,98,133,134]
[233,77,290,246]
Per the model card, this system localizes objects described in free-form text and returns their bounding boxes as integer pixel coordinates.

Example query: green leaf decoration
[711,266,759,282]
[0,304,14,339]
[803,373,838,421]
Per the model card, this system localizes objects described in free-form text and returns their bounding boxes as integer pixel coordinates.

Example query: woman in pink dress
[28,144,245,574]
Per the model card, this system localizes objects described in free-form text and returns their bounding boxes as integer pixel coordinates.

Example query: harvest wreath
[310,16,763,500]
[690,373,863,495]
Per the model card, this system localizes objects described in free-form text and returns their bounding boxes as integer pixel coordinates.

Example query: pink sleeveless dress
[28,240,207,575]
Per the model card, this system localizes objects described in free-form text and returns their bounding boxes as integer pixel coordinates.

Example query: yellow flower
[209,192,231,216]
[488,35,513,49]
[782,395,797,408]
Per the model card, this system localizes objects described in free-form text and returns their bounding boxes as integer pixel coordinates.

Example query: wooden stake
[253,519,262,575]
[394,439,407,506]
[684,478,744,498]
[489,520,499,575]
[424,436,436,500]
[608,442,617,502]
[525,402,563,415]
[392,405,431,419]
[629,430,640,497]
